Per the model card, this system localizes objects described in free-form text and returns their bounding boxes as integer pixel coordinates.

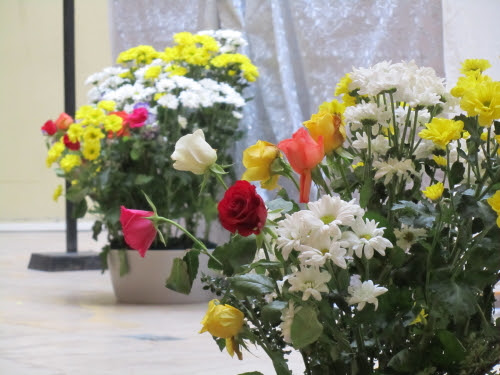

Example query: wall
[0,0,111,225]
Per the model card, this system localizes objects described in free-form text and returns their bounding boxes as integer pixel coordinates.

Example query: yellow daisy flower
[52,184,63,202]
[460,80,500,127]
[418,118,464,148]
[460,58,492,74]
[60,154,82,173]
[422,182,444,200]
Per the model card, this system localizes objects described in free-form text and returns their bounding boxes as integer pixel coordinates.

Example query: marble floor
[0,230,498,375]
[0,230,304,375]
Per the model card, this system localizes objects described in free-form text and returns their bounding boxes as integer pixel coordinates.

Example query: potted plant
[122,59,499,372]
[41,29,259,303]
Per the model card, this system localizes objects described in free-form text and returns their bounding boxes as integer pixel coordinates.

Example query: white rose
[171,129,217,175]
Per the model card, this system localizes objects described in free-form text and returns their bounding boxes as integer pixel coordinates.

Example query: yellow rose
[199,299,244,339]
[241,140,280,190]
[303,108,346,154]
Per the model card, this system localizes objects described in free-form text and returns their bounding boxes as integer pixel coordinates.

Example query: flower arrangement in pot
[41,30,259,301]
[121,59,499,373]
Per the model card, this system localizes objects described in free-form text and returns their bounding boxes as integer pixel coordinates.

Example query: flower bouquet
[121,59,499,374]
[41,30,258,269]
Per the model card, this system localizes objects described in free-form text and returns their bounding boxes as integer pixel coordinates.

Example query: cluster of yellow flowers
[487,191,500,227]
[116,31,259,83]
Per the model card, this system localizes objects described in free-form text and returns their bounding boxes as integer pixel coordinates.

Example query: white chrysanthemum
[287,267,331,301]
[352,133,390,155]
[394,224,427,252]
[298,230,347,268]
[414,139,437,159]
[349,61,401,96]
[156,77,177,92]
[347,275,388,311]
[344,102,391,131]
[276,210,324,260]
[280,301,300,344]
[232,111,243,119]
[177,115,188,129]
[342,217,393,259]
[156,93,178,109]
[373,158,418,185]
[307,195,364,230]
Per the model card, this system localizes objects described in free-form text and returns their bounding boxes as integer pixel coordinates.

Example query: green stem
[214,172,228,190]
[154,216,223,267]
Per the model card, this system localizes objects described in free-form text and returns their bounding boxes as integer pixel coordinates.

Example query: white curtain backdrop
[108,0,444,177]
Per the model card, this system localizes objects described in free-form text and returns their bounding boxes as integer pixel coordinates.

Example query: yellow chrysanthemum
[60,154,82,173]
[52,184,63,202]
[76,106,106,126]
[144,65,162,80]
[352,161,364,169]
[46,142,65,167]
[487,190,500,214]
[432,155,447,166]
[460,80,500,127]
[103,114,124,133]
[83,126,105,143]
[165,65,188,77]
[97,100,116,112]
[118,71,134,80]
[462,131,471,139]
[242,140,280,190]
[173,31,195,46]
[342,93,357,107]
[241,63,259,82]
[335,73,352,96]
[450,70,491,98]
[67,123,84,143]
[422,182,444,200]
[460,58,492,74]
[82,141,101,161]
[418,118,464,148]
[116,45,159,65]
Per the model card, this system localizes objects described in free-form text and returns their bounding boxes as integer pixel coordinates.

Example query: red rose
[63,134,80,150]
[218,180,267,237]
[120,206,157,257]
[41,120,57,135]
[126,107,148,128]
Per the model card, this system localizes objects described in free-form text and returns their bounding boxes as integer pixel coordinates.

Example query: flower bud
[171,129,217,174]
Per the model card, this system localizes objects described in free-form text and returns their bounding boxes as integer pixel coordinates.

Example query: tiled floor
[0,230,304,375]
[1,230,498,375]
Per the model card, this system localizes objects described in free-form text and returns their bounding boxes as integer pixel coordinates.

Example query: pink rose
[126,107,148,128]
[120,206,157,257]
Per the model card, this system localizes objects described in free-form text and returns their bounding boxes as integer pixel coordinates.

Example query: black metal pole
[63,0,77,253]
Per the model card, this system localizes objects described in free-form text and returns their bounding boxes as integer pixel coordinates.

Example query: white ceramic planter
[108,249,214,304]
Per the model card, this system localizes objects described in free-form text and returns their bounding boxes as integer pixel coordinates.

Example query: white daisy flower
[298,230,347,268]
[394,224,427,252]
[177,115,188,129]
[347,275,388,311]
[342,217,393,259]
[344,103,391,131]
[352,133,390,155]
[280,301,300,344]
[157,93,179,110]
[275,210,324,260]
[287,267,331,301]
[307,195,364,230]
[373,158,418,185]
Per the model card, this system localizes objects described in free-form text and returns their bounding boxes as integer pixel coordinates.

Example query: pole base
[28,252,101,271]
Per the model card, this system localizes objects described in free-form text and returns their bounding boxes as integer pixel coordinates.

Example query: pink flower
[119,206,156,257]
[126,107,148,128]
[41,120,57,135]
[278,128,324,203]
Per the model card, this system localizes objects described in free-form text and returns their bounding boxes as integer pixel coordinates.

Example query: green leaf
[388,349,417,372]
[118,249,129,276]
[261,300,287,324]
[72,198,88,219]
[291,305,323,349]
[165,258,192,294]
[430,280,476,322]
[209,163,227,175]
[92,220,103,241]
[130,147,141,160]
[208,235,257,276]
[183,249,200,286]
[230,274,274,296]
[134,174,153,185]
[437,330,466,363]
[359,179,373,208]
[334,147,354,159]
[449,161,465,187]
[266,198,293,213]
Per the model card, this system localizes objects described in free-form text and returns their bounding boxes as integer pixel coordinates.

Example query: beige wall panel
[0,0,111,223]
